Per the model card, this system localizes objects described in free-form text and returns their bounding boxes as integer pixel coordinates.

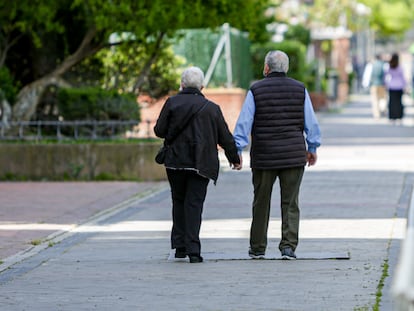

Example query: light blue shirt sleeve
[304,89,321,153]
[233,90,255,153]
[234,89,321,153]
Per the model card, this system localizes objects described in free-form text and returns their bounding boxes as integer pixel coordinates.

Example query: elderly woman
[154,66,240,263]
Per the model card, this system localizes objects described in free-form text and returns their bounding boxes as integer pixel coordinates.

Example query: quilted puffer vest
[250,72,306,169]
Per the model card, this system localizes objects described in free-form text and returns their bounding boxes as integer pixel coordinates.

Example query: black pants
[388,89,404,119]
[166,169,209,255]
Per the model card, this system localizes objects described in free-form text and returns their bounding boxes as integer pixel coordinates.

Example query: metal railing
[392,188,414,310]
[0,120,139,141]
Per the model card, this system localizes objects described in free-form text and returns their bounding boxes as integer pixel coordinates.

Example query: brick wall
[135,88,246,138]
[203,88,246,133]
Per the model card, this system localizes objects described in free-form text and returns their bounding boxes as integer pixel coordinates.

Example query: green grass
[373,259,389,311]
[30,239,42,246]
[353,258,390,311]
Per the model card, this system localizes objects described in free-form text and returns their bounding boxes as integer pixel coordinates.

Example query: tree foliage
[309,0,414,36]
[0,0,63,67]
[0,0,271,122]
[3,0,270,85]
[96,39,184,97]
[360,0,414,36]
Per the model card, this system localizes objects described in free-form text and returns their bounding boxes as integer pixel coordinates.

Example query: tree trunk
[11,76,70,121]
[11,27,102,122]
[0,92,11,128]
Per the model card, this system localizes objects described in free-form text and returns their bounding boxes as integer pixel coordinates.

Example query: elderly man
[234,50,321,260]
[154,66,241,263]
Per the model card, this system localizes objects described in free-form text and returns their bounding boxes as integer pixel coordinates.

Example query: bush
[251,40,307,83]
[50,87,140,138]
[0,67,19,105]
[284,24,311,47]
[57,87,140,121]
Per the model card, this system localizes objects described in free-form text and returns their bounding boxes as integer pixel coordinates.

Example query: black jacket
[154,87,239,183]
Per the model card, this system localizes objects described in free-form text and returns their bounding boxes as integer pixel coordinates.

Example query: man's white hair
[265,50,289,73]
[181,66,204,90]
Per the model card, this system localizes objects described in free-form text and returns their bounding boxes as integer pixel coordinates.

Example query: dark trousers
[250,166,304,253]
[388,89,404,119]
[166,169,209,255]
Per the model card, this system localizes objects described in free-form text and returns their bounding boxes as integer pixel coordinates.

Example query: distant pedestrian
[233,50,321,260]
[362,54,387,118]
[385,53,406,124]
[154,66,241,263]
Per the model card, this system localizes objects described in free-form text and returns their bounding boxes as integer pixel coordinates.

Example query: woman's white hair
[181,66,204,90]
[265,50,289,73]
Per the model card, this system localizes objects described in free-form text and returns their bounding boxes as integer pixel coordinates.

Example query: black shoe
[189,254,203,263]
[281,247,296,260]
[175,247,186,259]
[248,248,265,259]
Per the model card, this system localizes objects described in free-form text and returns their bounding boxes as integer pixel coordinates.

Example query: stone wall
[0,143,167,181]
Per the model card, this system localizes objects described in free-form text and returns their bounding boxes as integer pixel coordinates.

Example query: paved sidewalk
[0,182,167,261]
[0,94,414,310]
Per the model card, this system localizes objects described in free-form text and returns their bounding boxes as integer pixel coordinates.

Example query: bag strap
[165,102,208,145]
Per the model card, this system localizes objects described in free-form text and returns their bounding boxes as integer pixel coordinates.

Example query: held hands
[230,154,243,170]
[232,163,242,170]
[306,152,318,166]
